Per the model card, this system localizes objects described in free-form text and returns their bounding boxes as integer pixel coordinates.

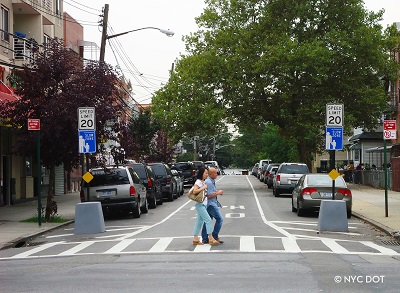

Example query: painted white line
[360,241,398,255]
[149,237,173,252]
[321,239,349,254]
[194,244,212,252]
[105,239,136,254]
[282,237,301,253]
[58,241,95,256]
[46,233,74,239]
[117,200,192,240]
[246,176,292,238]
[282,227,361,235]
[240,236,256,252]
[11,242,62,259]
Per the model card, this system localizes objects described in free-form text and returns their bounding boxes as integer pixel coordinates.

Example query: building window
[43,34,51,46]
[55,0,61,16]
[1,6,9,42]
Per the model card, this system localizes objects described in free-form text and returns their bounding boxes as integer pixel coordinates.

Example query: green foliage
[119,109,161,161]
[151,0,400,168]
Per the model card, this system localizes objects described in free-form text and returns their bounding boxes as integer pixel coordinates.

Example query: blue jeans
[193,203,213,235]
[202,204,223,242]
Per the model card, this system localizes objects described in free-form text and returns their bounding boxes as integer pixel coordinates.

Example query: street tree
[151,0,400,167]
[2,39,122,220]
[119,108,161,162]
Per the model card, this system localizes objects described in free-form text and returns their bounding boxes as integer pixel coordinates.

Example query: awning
[0,80,19,103]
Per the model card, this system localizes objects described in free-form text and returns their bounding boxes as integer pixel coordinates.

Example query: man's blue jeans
[202,204,223,242]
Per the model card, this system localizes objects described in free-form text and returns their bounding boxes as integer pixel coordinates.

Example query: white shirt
[194,179,208,206]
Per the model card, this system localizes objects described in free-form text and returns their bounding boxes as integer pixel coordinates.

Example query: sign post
[78,108,96,202]
[383,120,396,217]
[28,119,41,227]
[326,104,344,200]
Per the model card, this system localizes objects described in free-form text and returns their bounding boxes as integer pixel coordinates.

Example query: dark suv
[170,162,197,186]
[129,163,163,208]
[147,163,175,201]
[80,165,148,218]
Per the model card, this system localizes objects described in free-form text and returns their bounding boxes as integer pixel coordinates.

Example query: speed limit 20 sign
[326,104,344,127]
[78,107,96,130]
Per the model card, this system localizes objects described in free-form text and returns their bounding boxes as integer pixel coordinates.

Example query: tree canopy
[151,0,400,167]
[1,39,122,219]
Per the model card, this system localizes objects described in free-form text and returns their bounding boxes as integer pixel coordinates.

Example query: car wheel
[297,200,304,217]
[291,198,297,212]
[132,200,141,218]
[166,191,174,202]
[347,209,352,219]
[141,197,149,214]
[148,194,157,209]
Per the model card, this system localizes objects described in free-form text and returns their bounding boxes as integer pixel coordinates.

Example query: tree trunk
[45,165,57,221]
[297,140,312,171]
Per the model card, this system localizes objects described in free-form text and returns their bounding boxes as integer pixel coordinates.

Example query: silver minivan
[80,165,148,218]
[273,163,309,197]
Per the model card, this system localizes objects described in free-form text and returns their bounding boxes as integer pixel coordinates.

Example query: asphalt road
[1,174,399,292]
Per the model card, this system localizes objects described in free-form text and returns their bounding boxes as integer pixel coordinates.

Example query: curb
[0,220,75,251]
[352,212,400,241]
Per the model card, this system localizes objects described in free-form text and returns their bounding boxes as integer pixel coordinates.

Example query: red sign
[28,119,40,131]
[383,120,396,140]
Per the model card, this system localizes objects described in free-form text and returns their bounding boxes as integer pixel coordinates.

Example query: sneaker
[216,238,224,244]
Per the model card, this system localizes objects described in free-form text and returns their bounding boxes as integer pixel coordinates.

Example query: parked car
[147,163,175,201]
[80,165,148,218]
[257,159,272,180]
[266,166,279,188]
[273,163,309,197]
[192,161,205,170]
[251,163,259,176]
[204,160,221,175]
[262,163,281,184]
[291,173,352,218]
[128,163,163,208]
[170,162,197,186]
[171,169,184,196]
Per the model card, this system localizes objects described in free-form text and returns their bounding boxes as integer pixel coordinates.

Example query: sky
[64,0,399,105]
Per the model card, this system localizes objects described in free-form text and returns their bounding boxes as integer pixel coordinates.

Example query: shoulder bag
[188,186,205,203]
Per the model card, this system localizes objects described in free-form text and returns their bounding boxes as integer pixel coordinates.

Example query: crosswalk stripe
[282,237,301,253]
[321,239,349,254]
[360,241,398,255]
[240,236,256,252]
[11,242,61,259]
[149,237,173,252]
[58,241,95,256]
[194,244,212,252]
[105,239,136,254]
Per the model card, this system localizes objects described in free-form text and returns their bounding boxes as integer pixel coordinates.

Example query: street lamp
[106,27,174,40]
[99,4,174,62]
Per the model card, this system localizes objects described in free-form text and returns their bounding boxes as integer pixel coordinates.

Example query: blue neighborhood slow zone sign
[78,130,97,154]
[325,127,343,151]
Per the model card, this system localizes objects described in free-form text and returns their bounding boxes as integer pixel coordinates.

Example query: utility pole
[99,4,109,63]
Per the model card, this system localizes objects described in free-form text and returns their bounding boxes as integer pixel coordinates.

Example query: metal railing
[344,170,392,189]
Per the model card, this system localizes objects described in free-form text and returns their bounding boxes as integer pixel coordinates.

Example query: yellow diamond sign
[82,172,94,183]
[328,169,340,180]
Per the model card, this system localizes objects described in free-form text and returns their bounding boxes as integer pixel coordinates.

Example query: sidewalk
[348,183,400,239]
[1,185,400,250]
[0,192,81,249]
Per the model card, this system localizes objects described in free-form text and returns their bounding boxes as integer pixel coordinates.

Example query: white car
[204,160,221,175]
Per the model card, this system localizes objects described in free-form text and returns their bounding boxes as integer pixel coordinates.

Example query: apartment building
[0,0,66,206]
